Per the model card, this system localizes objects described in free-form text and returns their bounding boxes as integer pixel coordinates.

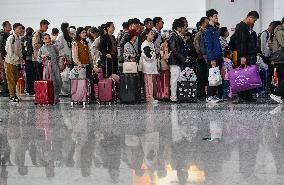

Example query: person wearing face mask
[235,11,260,103]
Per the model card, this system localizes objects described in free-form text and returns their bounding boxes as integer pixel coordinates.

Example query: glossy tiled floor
[0,96,284,185]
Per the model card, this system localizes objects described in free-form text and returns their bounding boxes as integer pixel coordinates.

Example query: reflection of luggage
[71,79,90,108]
[120,74,141,104]
[34,61,54,105]
[153,70,170,101]
[177,81,197,102]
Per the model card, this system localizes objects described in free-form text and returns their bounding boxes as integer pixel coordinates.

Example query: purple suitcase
[228,65,262,93]
[71,79,90,108]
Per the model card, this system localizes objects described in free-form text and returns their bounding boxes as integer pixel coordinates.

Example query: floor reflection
[0,101,283,184]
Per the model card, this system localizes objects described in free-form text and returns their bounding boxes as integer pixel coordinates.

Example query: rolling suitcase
[71,79,91,108]
[34,61,54,105]
[98,78,116,104]
[177,81,197,102]
[153,70,170,101]
[120,74,141,104]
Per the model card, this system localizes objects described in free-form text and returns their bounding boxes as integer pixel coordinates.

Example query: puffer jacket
[168,31,186,67]
[203,25,223,62]
[272,25,284,53]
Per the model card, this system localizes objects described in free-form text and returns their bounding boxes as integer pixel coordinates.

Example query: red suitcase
[34,80,54,105]
[153,70,170,101]
[34,60,54,105]
[98,78,116,104]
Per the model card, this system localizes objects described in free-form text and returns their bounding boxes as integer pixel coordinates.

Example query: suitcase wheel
[83,102,86,108]
[71,102,74,108]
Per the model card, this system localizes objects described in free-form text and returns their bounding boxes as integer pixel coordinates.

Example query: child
[5,23,23,102]
[139,28,159,104]
[221,48,234,100]
[38,33,62,103]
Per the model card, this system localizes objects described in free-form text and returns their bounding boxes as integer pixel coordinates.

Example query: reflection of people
[0,166,8,185]
[100,133,121,184]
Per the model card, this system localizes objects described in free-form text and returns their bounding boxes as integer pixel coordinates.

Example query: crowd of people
[0,9,284,104]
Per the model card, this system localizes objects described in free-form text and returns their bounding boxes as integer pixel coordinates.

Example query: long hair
[61,22,72,48]
[75,27,88,45]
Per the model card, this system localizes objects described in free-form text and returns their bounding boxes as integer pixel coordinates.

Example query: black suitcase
[177,81,197,102]
[120,74,141,104]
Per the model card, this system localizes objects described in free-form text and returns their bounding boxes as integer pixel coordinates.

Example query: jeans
[86,65,95,101]
[222,80,230,98]
[170,65,181,99]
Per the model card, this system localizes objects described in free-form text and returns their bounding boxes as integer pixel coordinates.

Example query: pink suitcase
[98,78,116,104]
[71,79,90,108]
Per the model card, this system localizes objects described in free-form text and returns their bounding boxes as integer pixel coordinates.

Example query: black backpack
[257,30,269,55]
[25,36,33,57]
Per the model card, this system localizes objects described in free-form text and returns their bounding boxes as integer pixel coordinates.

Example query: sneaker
[170,97,178,103]
[270,94,283,104]
[14,96,20,102]
[26,92,35,96]
[151,100,159,105]
[206,96,220,103]
[9,97,19,103]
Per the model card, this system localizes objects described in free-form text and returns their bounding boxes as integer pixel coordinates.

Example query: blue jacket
[203,25,223,61]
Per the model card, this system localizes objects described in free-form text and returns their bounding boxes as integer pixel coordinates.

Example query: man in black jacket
[0,21,12,97]
[168,19,186,102]
[235,11,259,103]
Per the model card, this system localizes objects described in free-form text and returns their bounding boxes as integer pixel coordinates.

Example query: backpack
[0,32,11,58]
[257,30,269,55]
[25,36,33,57]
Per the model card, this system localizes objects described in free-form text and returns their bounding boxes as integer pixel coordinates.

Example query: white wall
[274,0,284,21]
[261,0,275,30]
[0,0,206,34]
[206,0,261,35]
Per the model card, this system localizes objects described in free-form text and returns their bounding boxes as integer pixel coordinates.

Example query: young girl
[221,48,234,100]
[38,33,62,103]
[139,28,159,104]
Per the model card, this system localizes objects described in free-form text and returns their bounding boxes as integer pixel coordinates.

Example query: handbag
[69,66,86,79]
[208,67,222,86]
[228,65,262,93]
[123,62,138,73]
[270,50,284,63]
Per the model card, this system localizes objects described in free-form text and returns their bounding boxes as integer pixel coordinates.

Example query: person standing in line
[139,28,159,104]
[235,11,260,103]
[5,23,23,102]
[203,9,223,103]
[270,17,284,103]
[168,19,187,102]
[32,19,50,81]
[0,21,12,97]
[194,17,209,101]
[99,22,118,77]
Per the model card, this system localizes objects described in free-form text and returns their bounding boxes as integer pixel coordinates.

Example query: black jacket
[235,21,257,58]
[0,31,10,59]
[99,34,117,61]
[168,31,186,67]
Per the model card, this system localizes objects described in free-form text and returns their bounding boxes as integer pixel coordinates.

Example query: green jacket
[272,25,284,53]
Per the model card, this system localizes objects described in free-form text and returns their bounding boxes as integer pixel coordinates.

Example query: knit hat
[128,29,139,38]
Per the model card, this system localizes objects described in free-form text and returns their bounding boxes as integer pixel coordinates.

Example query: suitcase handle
[42,59,52,80]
